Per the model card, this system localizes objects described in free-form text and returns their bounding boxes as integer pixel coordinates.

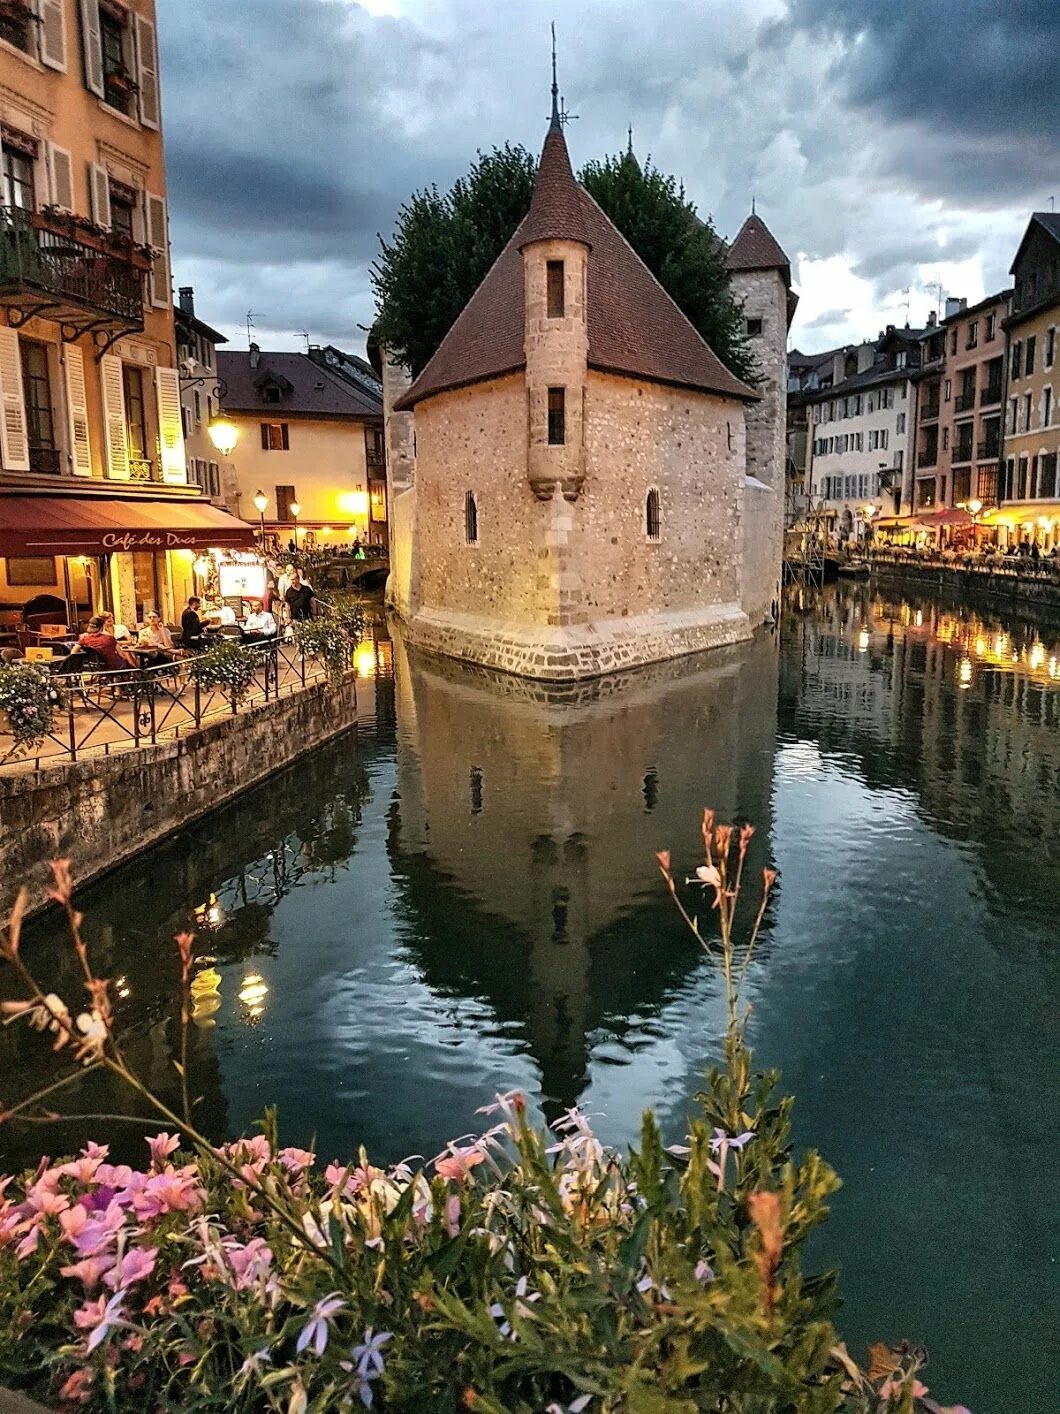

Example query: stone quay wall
[871,558,1060,618]
[0,676,359,918]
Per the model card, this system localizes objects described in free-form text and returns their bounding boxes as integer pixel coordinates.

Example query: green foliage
[188,640,259,706]
[0,661,63,754]
[372,144,536,376]
[580,152,756,383]
[293,618,354,686]
[371,143,757,382]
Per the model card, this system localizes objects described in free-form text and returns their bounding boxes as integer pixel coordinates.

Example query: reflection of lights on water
[1030,643,1045,670]
[975,637,987,657]
[238,972,269,1023]
[354,642,377,678]
[189,966,222,1027]
[1050,657,1059,679]
[914,610,923,627]
[994,634,1007,657]
[958,658,972,687]
[114,974,131,1000]
[194,895,224,930]
[857,628,870,652]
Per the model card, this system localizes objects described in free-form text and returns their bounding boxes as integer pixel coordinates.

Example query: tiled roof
[726,214,791,279]
[218,350,382,419]
[395,125,755,411]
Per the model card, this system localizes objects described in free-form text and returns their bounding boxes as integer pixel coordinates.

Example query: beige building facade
[0,0,252,628]
[997,214,1060,544]
[387,103,791,682]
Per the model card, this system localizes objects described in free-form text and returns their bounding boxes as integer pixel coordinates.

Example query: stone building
[910,294,1008,514]
[385,95,792,682]
[998,213,1060,541]
[175,286,228,508]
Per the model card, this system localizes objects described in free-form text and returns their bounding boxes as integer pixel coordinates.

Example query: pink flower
[60,1255,115,1291]
[434,1143,485,1183]
[57,1368,94,1405]
[94,1163,134,1191]
[104,1245,158,1289]
[445,1193,461,1238]
[225,1237,273,1290]
[69,1201,125,1259]
[146,1132,180,1170]
[130,1168,204,1221]
[26,1182,69,1216]
[73,1289,127,1353]
[879,1377,928,1399]
[14,1223,41,1259]
[279,1146,315,1175]
[57,1142,109,1186]
[59,1203,90,1243]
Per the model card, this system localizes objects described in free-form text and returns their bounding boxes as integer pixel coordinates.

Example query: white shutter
[145,192,169,307]
[0,327,30,473]
[89,162,111,227]
[47,144,74,212]
[64,345,92,477]
[135,15,160,130]
[79,0,104,98]
[155,367,187,484]
[100,354,129,479]
[37,0,67,71]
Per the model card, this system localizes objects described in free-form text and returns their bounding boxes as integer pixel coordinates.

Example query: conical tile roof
[395,128,756,411]
[726,213,791,282]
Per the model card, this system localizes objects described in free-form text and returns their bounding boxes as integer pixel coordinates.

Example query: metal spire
[550,22,560,130]
[751,194,756,216]
[627,123,634,156]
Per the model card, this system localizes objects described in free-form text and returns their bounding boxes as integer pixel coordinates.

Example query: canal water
[3,583,1058,1411]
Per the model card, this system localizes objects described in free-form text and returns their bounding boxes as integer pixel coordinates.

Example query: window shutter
[261,423,269,450]
[282,423,289,450]
[79,0,104,97]
[155,367,187,484]
[64,345,92,476]
[47,144,74,211]
[89,162,111,227]
[100,354,129,479]
[145,192,169,307]
[37,0,67,71]
[0,328,30,472]
[135,14,160,129]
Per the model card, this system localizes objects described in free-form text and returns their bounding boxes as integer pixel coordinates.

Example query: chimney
[178,286,195,316]
[249,342,260,369]
[944,296,966,320]
[927,310,937,327]
[886,323,895,334]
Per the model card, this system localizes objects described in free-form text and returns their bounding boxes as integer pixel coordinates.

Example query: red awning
[0,496,256,557]
[913,508,974,528]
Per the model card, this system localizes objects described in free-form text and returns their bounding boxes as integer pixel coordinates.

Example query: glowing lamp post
[861,503,878,543]
[289,499,301,552]
[253,489,268,555]
[207,416,238,458]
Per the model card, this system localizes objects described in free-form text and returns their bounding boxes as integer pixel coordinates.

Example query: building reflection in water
[385,624,780,1116]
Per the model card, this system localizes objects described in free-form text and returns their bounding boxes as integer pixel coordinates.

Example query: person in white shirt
[240,601,278,644]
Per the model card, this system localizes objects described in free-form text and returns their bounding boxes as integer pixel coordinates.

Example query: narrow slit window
[547,386,565,445]
[465,489,478,545]
[546,260,565,318]
[646,487,661,542]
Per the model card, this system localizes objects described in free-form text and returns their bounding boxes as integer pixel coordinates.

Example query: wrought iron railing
[954,391,976,412]
[0,637,355,771]
[129,456,159,482]
[980,383,1003,407]
[917,449,938,467]
[0,205,145,324]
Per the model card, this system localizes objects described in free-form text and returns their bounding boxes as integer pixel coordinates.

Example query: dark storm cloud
[156,1,1053,353]
[779,0,1060,198]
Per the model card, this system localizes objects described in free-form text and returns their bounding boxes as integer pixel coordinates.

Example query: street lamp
[289,499,301,552]
[207,416,238,458]
[253,489,268,555]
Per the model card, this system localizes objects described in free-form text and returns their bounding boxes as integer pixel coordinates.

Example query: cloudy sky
[157,0,1059,358]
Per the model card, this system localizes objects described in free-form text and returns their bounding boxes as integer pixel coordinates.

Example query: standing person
[284,571,314,622]
[181,597,206,651]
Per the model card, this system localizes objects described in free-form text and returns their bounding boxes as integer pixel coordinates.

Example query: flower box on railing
[32,207,154,272]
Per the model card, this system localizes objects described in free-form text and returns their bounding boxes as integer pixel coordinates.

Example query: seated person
[202,601,237,628]
[240,600,278,644]
[181,597,206,651]
[78,615,137,670]
[101,610,131,641]
[137,611,175,668]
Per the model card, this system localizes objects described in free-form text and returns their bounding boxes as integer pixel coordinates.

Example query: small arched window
[645,487,661,542]
[464,489,478,545]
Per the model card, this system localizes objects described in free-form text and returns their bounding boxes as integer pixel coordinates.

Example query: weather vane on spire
[549,23,578,130]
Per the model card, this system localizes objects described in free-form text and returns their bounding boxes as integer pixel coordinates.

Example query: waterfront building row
[789,212,1060,549]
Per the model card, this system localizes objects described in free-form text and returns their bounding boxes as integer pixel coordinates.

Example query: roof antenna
[298,330,310,354]
[246,310,257,347]
[751,194,756,216]
[627,123,634,156]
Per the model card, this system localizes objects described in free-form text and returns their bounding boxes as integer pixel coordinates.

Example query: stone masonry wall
[577,370,743,618]
[1,676,359,918]
[730,267,786,623]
